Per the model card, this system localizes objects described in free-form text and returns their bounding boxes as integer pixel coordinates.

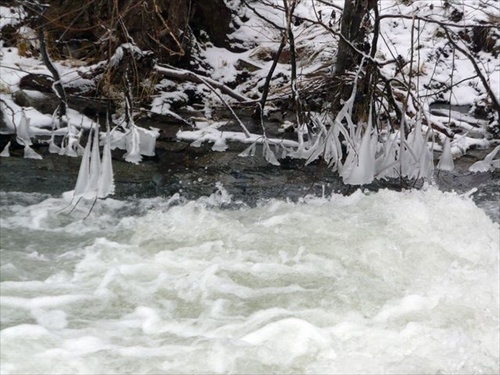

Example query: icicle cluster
[17,110,42,159]
[109,124,159,165]
[278,88,435,185]
[73,122,115,201]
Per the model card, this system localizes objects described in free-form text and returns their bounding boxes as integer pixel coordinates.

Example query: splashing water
[0,187,498,374]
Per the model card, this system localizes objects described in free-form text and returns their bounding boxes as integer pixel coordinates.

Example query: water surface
[0,187,498,374]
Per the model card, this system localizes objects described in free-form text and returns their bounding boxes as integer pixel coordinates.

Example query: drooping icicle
[417,130,434,180]
[341,120,377,185]
[301,125,326,164]
[0,141,11,157]
[403,122,423,179]
[58,129,80,157]
[62,121,116,216]
[399,117,434,180]
[436,137,454,171]
[23,145,43,159]
[73,128,92,199]
[325,125,343,171]
[239,142,257,157]
[375,134,399,179]
[98,121,115,198]
[16,110,33,146]
[212,136,228,152]
[48,134,61,154]
[16,111,42,159]
[124,126,142,164]
[263,142,280,166]
[136,126,159,156]
[84,124,102,199]
[469,145,500,172]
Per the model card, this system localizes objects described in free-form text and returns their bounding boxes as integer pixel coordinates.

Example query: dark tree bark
[332,0,377,122]
[36,3,68,127]
[335,0,377,75]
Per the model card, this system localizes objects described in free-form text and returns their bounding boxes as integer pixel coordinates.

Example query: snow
[0,6,26,29]
[377,0,500,107]
[177,122,299,149]
[202,46,243,84]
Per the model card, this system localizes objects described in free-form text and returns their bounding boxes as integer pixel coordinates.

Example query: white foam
[0,188,498,374]
[242,318,330,366]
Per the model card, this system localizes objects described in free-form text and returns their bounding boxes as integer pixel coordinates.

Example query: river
[0,185,498,374]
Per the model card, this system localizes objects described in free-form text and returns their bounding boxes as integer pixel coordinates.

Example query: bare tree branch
[443,28,500,119]
[154,64,254,103]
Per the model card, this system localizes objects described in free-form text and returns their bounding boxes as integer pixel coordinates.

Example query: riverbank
[1,132,498,222]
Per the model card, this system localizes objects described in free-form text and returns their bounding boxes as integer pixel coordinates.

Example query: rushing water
[0,187,499,374]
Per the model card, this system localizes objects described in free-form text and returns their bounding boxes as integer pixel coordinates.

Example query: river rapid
[0,186,499,374]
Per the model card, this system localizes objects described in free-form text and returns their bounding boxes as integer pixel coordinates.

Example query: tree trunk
[36,3,68,127]
[335,0,377,75]
[333,0,377,122]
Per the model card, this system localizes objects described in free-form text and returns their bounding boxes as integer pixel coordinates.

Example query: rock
[13,89,115,118]
[14,90,59,115]
[250,47,273,62]
[0,110,9,133]
[235,59,261,72]
[20,73,94,96]
[19,74,54,93]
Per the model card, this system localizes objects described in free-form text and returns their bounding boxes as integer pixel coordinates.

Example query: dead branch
[197,76,251,138]
[378,14,499,29]
[154,64,254,103]
[443,28,500,119]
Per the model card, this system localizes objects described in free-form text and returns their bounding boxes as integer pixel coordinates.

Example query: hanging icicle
[0,141,11,157]
[123,125,142,164]
[62,120,116,217]
[469,145,500,172]
[17,110,33,146]
[84,124,102,199]
[72,127,93,200]
[98,120,115,198]
[16,110,43,160]
[437,137,455,171]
